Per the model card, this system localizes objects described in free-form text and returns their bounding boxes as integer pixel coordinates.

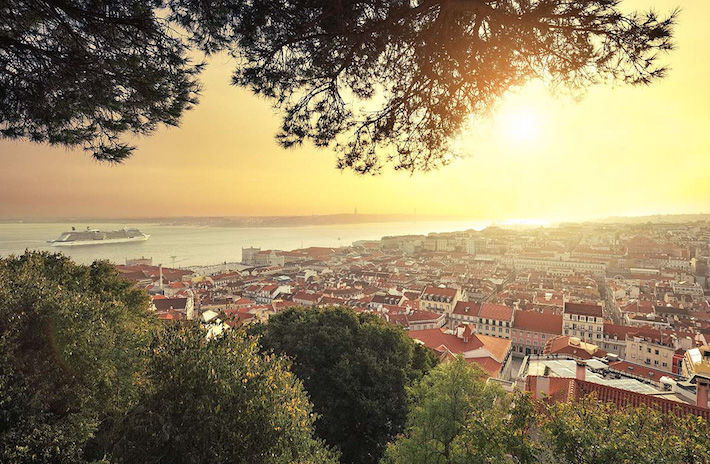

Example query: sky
[0,0,707,222]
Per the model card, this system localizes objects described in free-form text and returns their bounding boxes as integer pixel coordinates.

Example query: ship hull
[49,235,150,247]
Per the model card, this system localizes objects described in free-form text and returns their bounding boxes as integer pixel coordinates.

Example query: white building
[242,247,261,265]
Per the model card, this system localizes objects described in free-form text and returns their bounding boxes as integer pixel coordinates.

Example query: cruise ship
[48,227,150,247]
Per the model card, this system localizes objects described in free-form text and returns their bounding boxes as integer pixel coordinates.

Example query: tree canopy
[109,322,339,464]
[0,251,156,463]
[252,306,438,464]
[1,0,676,172]
[382,356,526,464]
[1,0,201,162]
[541,395,710,464]
[384,356,710,464]
[0,253,337,463]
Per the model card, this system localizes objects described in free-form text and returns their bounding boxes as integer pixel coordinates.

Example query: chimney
[576,360,586,382]
[697,376,709,408]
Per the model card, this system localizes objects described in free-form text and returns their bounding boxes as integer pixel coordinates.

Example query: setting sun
[498,106,542,144]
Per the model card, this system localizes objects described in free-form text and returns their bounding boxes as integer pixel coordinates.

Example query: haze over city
[6,0,710,463]
[1,0,705,222]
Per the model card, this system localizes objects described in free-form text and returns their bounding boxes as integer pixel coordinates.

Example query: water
[0,221,489,267]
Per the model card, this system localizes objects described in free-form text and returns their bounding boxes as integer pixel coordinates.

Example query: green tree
[252,306,437,464]
[0,251,156,463]
[541,395,710,464]
[1,0,201,161]
[2,0,676,172]
[109,322,339,464]
[382,356,519,464]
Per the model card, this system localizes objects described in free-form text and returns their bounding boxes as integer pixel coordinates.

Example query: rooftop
[564,301,603,318]
[513,310,563,334]
[479,303,515,321]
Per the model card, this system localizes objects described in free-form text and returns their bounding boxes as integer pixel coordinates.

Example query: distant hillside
[1,214,465,227]
[594,213,710,224]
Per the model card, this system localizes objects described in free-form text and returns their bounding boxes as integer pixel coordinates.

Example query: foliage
[382,356,521,464]
[540,394,710,464]
[0,0,201,161]
[252,306,438,464]
[384,362,710,464]
[0,251,156,463]
[2,0,676,172]
[109,322,339,464]
[208,0,677,174]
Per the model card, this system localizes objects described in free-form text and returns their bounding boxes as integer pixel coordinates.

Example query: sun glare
[497,105,543,144]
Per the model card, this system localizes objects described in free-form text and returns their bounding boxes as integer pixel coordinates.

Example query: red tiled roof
[293,292,322,302]
[526,376,710,422]
[153,297,188,311]
[626,327,674,345]
[273,300,299,310]
[603,323,636,340]
[453,301,481,316]
[543,335,605,359]
[421,286,458,299]
[513,311,562,335]
[319,296,348,305]
[157,309,184,321]
[608,360,677,382]
[465,357,503,378]
[564,302,603,318]
[475,333,513,362]
[406,310,443,322]
[478,303,514,321]
[409,327,483,355]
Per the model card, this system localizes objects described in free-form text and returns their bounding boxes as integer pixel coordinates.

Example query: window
[647,348,651,353]
[541,334,546,339]
[655,349,659,355]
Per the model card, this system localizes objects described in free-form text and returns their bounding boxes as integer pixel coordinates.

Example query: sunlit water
[0,221,490,267]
